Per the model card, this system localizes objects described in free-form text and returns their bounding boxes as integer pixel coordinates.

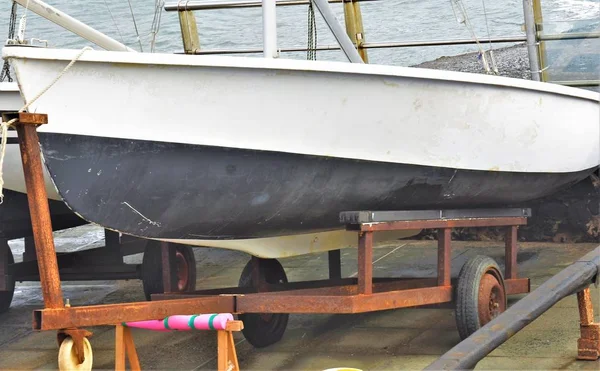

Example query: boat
[2,43,598,256]
[2,0,598,258]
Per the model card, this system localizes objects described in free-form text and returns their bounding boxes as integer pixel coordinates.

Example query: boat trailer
[426,245,600,369]
[2,111,563,368]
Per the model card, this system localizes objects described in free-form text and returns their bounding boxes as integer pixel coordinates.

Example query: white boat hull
[3,46,598,257]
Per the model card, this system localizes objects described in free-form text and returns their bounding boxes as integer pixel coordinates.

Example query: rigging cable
[307,0,318,60]
[127,0,144,52]
[103,0,126,45]
[480,0,498,74]
[149,0,165,53]
[0,1,18,83]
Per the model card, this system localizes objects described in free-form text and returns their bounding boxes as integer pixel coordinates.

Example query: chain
[0,2,18,83]
[307,1,317,60]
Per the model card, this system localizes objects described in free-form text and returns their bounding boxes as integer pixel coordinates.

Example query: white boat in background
[0,82,61,199]
[0,81,87,239]
[2,45,598,257]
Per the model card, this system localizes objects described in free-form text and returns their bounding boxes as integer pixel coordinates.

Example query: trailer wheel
[0,243,15,313]
[58,337,93,371]
[455,255,506,340]
[238,258,289,348]
[142,241,197,300]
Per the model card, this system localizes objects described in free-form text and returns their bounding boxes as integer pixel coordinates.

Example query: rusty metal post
[505,226,518,279]
[577,288,600,360]
[161,242,175,293]
[12,113,64,309]
[328,249,342,280]
[437,228,451,286]
[358,231,373,295]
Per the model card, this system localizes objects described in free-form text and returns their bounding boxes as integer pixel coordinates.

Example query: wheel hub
[478,272,506,325]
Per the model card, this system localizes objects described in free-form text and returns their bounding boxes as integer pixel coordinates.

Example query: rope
[450,0,496,74]
[0,46,93,204]
[480,0,498,74]
[103,0,126,45]
[127,0,144,52]
[307,1,317,60]
[149,0,165,53]
[0,1,18,83]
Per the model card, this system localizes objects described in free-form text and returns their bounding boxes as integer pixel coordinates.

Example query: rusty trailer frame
[6,112,532,358]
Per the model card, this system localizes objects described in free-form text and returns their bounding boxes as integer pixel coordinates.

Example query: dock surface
[0,225,598,370]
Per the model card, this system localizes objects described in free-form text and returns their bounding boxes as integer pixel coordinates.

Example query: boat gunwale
[3,45,599,102]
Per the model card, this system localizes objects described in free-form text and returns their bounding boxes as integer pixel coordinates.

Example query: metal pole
[262,0,278,58]
[164,0,378,11]
[425,245,600,370]
[12,113,65,309]
[532,0,548,82]
[12,0,135,52]
[522,0,541,81]
[312,0,364,63]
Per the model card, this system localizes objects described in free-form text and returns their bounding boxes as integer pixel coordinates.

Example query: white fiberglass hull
[3,46,598,258]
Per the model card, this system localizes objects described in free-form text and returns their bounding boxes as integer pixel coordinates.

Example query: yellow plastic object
[58,337,93,371]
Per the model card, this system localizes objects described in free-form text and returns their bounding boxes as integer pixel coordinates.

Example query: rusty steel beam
[236,285,452,314]
[505,226,518,279]
[152,277,439,300]
[33,296,235,330]
[504,278,530,295]
[258,277,439,297]
[577,288,600,360]
[425,245,600,370]
[358,232,373,295]
[350,217,527,232]
[437,228,452,287]
[10,113,64,309]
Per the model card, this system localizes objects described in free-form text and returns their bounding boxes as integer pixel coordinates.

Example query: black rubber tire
[455,255,506,340]
[141,241,197,301]
[238,258,289,348]
[0,243,15,314]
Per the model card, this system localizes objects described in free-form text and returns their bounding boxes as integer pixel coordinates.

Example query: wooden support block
[115,325,126,371]
[217,330,229,371]
[115,325,141,371]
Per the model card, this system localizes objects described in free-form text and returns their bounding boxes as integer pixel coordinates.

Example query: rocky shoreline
[411,43,599,243]
[413,43,531,80]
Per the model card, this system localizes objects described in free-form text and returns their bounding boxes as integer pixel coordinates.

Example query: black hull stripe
[38,133,596,240]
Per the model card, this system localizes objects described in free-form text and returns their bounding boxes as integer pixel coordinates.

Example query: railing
[165,0,600,88]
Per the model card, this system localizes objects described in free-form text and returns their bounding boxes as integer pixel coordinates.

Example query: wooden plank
[115,325,126,371]
[178,10,200,53]
[124,327,141,371]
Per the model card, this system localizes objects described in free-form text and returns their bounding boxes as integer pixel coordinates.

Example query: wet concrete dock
[0,225,598,370]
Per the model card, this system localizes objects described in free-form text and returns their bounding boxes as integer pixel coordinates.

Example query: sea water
[0,0,598,67]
